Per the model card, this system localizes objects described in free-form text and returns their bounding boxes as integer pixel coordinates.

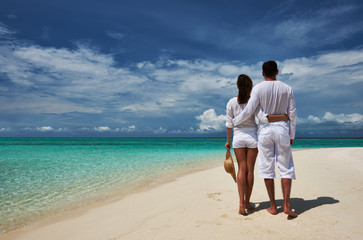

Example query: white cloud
[13,45,114,75]
[196,109,226,132]
[304,112,363,124]
[323,112,363,124]
[218,64,241,76]
[0,23,15,37]
[0,36,148,114]
[279,49,363,92]
[94,126,111,132]
[36,126,54,132]
[0,127,11,132]
[0,93,103,114]
[105,30,125,40]
[84,126,138,133]
[261,4,363,47]
[115,125,136,133]
[307,115,322,123]
[154,127,167,134]
[34,126,63,132]
[119,102,162,113]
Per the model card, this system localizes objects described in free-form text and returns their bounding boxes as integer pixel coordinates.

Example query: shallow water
[0,138,362,234]
[0,138,224,234]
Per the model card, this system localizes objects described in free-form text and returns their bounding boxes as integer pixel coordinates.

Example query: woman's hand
[225,142,231,151]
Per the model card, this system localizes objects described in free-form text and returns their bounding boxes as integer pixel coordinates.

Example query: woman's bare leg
[246,148,258,210]
[234,148,247,215]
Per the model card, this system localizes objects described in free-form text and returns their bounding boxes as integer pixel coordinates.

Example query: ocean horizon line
[1,137,362,139]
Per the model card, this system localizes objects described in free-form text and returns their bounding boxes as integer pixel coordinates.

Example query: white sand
[2,147,363,240]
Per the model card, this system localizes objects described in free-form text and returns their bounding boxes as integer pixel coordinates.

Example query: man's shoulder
[277,80,292,87]
[252,81,265,91]
[274,80,293,91]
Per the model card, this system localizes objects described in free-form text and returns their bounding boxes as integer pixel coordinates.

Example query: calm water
[0,138,362,234]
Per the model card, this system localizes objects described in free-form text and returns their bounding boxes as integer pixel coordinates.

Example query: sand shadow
[252,196,339,216]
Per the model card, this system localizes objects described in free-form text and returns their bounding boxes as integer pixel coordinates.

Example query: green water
[0,138,362,234]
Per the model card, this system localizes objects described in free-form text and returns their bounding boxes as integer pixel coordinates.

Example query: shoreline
[2,147,363,240]
[0,154,223,237]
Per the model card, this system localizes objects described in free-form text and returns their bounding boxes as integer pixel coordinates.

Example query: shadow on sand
[251,196,339,218]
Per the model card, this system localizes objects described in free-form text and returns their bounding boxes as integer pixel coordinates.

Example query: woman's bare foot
[239,206,248,216]
[267,207,277,215]
[284,208,298,218]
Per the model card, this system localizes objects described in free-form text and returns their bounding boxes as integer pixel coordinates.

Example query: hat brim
[224,150,237,183]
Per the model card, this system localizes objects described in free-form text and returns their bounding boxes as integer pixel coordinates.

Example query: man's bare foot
[239,206,248,216]
[246,203,255,210]
[284,208,298,218]
[267,207,277,215]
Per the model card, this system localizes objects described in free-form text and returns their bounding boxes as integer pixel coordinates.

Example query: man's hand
[283,114,290,122]
[290,139,294,145]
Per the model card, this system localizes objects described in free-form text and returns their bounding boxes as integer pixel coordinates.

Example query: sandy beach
[2,147,363,240]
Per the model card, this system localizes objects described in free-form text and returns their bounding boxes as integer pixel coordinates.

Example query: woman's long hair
[237,74,253,104]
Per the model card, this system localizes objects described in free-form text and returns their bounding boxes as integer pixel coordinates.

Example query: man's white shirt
[232,80,297,139]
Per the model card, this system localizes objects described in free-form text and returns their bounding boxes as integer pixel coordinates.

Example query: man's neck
[262,73,277,81]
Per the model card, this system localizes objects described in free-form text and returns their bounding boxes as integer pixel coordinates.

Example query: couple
[225,61,297,218]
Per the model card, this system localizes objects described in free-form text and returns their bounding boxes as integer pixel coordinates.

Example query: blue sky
[0,0,362,138]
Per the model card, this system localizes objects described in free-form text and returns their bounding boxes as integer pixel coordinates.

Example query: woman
[225,74,288,215]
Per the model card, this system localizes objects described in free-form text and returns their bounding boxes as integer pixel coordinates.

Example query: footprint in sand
[207,192,222,201]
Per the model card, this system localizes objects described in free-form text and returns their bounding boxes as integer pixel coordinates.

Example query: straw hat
[224,150,237,182]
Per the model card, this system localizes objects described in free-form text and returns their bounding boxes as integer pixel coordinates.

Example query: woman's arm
[267,114,289,122]
[225,128,232,151]
[225,100,233,151]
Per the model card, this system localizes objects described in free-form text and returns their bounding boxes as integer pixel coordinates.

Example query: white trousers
[257,122,296,179]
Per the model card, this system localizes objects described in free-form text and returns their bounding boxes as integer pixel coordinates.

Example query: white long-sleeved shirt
[232,80,297,139]
[225,97,268,135]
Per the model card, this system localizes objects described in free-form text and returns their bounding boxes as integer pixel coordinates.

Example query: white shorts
[257,123,296,179]
[232,132,257,149]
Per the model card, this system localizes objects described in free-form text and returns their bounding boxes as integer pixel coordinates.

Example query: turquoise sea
[0,138,362,234]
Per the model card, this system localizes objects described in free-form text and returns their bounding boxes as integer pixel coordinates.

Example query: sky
[0,0,362,138]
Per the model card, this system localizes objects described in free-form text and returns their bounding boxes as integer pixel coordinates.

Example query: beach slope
[3,147,363,240]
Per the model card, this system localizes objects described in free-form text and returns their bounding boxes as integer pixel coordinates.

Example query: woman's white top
[226,97,268,135]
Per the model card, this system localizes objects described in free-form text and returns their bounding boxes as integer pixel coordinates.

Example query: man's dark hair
[262,61,278,78]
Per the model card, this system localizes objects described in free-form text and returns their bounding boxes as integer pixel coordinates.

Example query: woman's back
[226,97,257,134]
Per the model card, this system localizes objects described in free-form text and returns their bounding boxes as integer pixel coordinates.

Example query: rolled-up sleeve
[288,89,297,139]
[225,100,234,128]
[255,107,269,124]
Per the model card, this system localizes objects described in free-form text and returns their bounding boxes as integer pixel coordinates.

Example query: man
[233,60,297,218]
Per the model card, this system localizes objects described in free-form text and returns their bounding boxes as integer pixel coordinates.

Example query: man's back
[254,81,293,115]
[233,79,296,139]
